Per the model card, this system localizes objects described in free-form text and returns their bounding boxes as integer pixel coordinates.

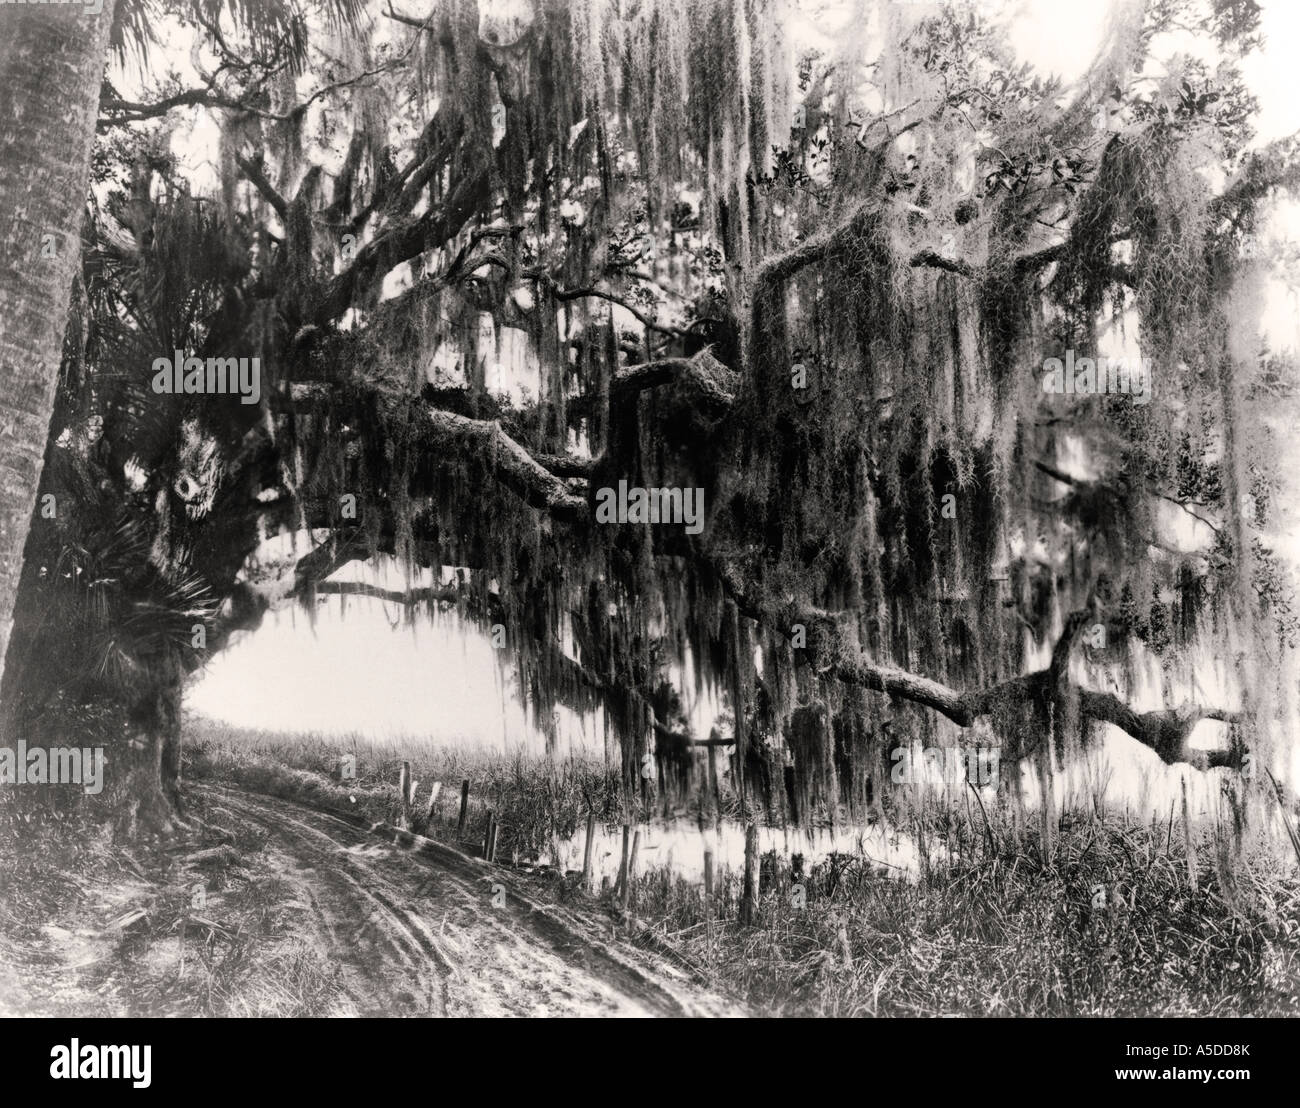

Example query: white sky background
[188,0,1300,796]
[192,579,530,743]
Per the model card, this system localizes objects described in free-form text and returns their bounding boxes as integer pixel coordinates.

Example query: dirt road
[197,785,738,1017]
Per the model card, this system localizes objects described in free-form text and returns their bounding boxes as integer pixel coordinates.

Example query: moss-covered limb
[281,385,591,519]
[830,654,980,726]
[97,86,261,129]
[1207,136,1300,222]
[310,581,462,605]
[283,388,590,523]
[385,107,466,224]
[313,151,492,323]
[562,349,738,426]
[611,349,738,413]
[233,152,288,220]
[320,45,475,231]
[753,129,1281,304]
[441,227,522,284]
[547,637,738,751]
[1078,690,1244,767]
[417,408,588,522]
[199,534,373,663]
[754,207,1066,295]
[1012,229,1133,277]
[533,452,596,478]
[698,557,849,686]
[749,74,1053,290]
[284,535,504,621]
[834,650,1245,770]
[273,531,610,721]
[705,551,1246,768]
[753,202,890,287]
[1050,606,1097,683]
[288,351,732,500]
[611,357,709,393]
[550,283,686,338]
[289,533,371,594]
[726,536,1160,765]
[300,554,722,760]
[908,249,977,278]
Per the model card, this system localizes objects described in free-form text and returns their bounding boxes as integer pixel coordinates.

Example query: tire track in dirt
[201,785,738,1017]
[203,793,445,1016]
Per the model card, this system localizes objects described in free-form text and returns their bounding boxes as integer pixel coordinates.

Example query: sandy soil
[188,785,740,1017]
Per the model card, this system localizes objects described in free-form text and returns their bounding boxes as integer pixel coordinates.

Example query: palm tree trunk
[0,4,116,702]
[117,644,187,838]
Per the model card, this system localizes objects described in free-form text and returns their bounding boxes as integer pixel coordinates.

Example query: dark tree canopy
[7,0,1299,835]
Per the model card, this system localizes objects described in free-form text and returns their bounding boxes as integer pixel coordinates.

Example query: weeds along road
[196,785,739,1018]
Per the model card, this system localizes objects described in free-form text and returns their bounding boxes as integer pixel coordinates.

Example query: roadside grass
[185,716,625,861]
[187,716,1300,1017]
[0,786,346,1016]
[652,825,1300,1016]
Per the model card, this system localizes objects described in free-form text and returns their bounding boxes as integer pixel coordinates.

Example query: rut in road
[199,785,739,1017]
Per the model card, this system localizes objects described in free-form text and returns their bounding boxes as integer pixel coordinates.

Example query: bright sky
[189,590,532,742]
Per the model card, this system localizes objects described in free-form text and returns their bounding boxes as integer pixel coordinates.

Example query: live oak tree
[7,0,1299,838]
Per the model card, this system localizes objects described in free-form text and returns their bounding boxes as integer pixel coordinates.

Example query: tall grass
[186,716,1300,1016]
[186,716,624,863]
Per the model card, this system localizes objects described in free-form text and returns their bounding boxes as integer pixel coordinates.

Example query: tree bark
[117,645,186,838]
[0,3,116,701]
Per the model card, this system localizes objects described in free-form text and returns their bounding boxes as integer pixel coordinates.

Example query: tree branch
[234,153,288,220]
[533,451,596,479]
[311,581,463,605]
[611,348,737,412]
[98,88,250,128]
[314,157,491,322]
[703,553,1245,770]
[416,408,588,522]
[547,282,686,337]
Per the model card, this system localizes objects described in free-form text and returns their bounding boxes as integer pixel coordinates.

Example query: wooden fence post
[581,810,596,893]
[398,762,411,830]
[703,847,714,917]
[707,747,720,826]
[457,779,470,837]
[740,820,759,926]
[615,824,630,899]
[483,810,495,860]
[622,830,641,913]
[423,781,442,828]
